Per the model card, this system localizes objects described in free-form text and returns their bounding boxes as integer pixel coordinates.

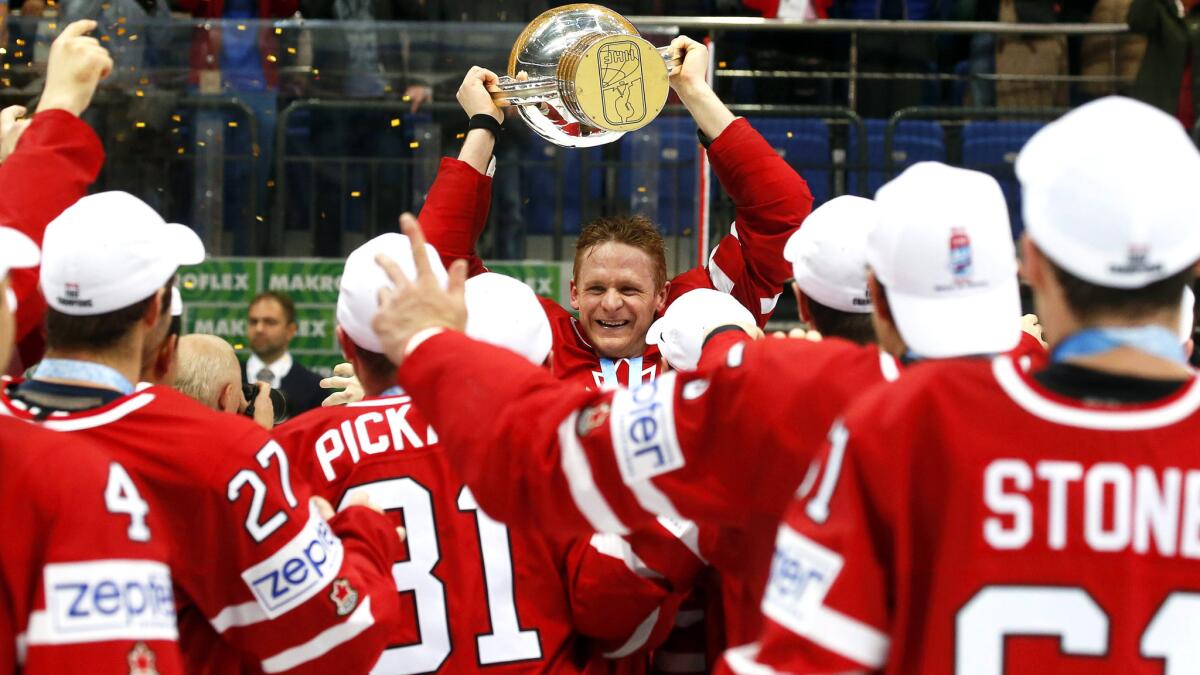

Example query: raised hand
[320,362,366,406]
[456,66,504,124]
[0,105,30,163]
[37,20,113,117]
[372,214,469,367]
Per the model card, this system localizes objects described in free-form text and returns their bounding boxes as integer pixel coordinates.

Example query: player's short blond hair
[573,215,668,290]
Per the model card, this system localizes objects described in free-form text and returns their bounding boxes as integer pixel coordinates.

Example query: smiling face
[570,241,669,359]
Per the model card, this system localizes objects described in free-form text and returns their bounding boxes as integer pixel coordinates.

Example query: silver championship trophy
[488,4,680,148]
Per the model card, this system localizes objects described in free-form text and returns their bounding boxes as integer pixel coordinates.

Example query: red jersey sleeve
[751,406,895,673]
[398,331,809,536]
[0,110,104,347]
[418,157,492,277]
[667,118,813,327]
[192,428,403,674]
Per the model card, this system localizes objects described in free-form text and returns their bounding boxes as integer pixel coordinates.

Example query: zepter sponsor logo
[761,525,844,634]
[609,373,684,485]
[241,501,345,618]
[37,560,177,644]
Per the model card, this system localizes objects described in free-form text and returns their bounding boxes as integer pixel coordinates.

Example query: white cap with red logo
[1017,96,1200,289]
[784,195,877,313]
[40,192,205,316]
[869,162,1021,358]
[337,232,448,354]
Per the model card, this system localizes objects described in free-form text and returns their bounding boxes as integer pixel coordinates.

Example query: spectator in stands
[831,0,938,116]
[243,290,324,415]
[408,1,548,261]
[1129,0,1200,129]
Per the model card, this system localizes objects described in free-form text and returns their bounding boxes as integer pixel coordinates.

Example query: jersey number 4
[105,462,150,542]
[339,478,542,673]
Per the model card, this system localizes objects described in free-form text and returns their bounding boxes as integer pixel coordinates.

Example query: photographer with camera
[175,333,280,429]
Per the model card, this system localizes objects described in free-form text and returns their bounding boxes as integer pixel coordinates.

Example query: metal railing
[0,16,1156,261]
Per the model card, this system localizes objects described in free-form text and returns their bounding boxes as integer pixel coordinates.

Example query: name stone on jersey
[241,502,345,618]
[610,374,684,485]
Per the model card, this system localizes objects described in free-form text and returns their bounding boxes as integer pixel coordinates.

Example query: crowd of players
[1,16,1198,675]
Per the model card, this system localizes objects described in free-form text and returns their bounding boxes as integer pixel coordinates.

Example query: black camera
[243,384,288,425]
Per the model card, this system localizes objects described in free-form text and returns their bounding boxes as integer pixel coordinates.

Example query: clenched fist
[37,20,113,117]
[456,66,504,124]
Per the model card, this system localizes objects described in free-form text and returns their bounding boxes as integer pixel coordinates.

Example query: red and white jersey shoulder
[0,383,402,674]
[0,415,182,675]
[273,393,682,673]
[750,356,1200,674]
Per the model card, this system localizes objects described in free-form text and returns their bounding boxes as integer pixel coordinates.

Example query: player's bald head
[174,334,242,410]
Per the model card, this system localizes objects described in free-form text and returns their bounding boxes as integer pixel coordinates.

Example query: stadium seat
[521,144,604,236]
[617,126,699,235]
[745,117,832,206]
[848,119,946,197]
[961,121,1044,238]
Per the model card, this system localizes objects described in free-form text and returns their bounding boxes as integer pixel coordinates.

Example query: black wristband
[468,113,502,138]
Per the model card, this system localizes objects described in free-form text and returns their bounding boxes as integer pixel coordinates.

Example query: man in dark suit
[242,291,325,418]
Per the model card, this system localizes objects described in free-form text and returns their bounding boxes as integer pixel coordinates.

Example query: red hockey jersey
[0,110,104,368]
[418,117,811,391]
[272,393,694,673]
[0,382,402,674]
[751,355,1200,674]
[0,417,182,675]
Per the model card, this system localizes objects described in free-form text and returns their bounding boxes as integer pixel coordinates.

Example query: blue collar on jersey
[33,358,136,395]
[1051,326,1186,365]
[379,386,404,397]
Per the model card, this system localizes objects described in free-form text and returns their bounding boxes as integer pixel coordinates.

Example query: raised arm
[1,21,111,348]
[415,67,505,277]
[666,37,813,325]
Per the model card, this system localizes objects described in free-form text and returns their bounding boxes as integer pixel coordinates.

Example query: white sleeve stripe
[260,596,374,673]
[602,608,660,659]
[655,516,708,565]
[587,533,663,579]
[761,600,890,669]
[629,478,686,526]
[722,642,784,675]
[558,412,630,535]
[708,259,736,294]
[209,600,269,633]
[39,394,156,431]
[760,294,780,316]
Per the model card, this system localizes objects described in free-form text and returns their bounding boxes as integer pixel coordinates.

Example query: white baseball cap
[464,273,553,365]
[337,232,448,354]
[869,162,1021,358]
[40,192,205,316]
[1,227,39,314]
[646,288,756,371]
[1017,96,1200,289]
[784,196,877,313]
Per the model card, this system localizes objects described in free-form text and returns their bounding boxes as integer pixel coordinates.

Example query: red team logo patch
[127,642,157,675]
[329,577,359,616]
[576,403,611,437]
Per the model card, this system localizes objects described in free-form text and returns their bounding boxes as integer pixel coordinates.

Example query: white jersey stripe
[722,642,785,675]
[558,412,630,535]
[260,596,374,673]
[761,594,890,669]
[993,355,1200,430]
[36,393,156,431]
[209,600,269,633]
[603,608,660,659]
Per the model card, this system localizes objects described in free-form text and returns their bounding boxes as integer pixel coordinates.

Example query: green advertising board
[181,258,569,376]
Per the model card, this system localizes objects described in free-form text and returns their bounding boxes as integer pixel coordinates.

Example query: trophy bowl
[489,4,677,148]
